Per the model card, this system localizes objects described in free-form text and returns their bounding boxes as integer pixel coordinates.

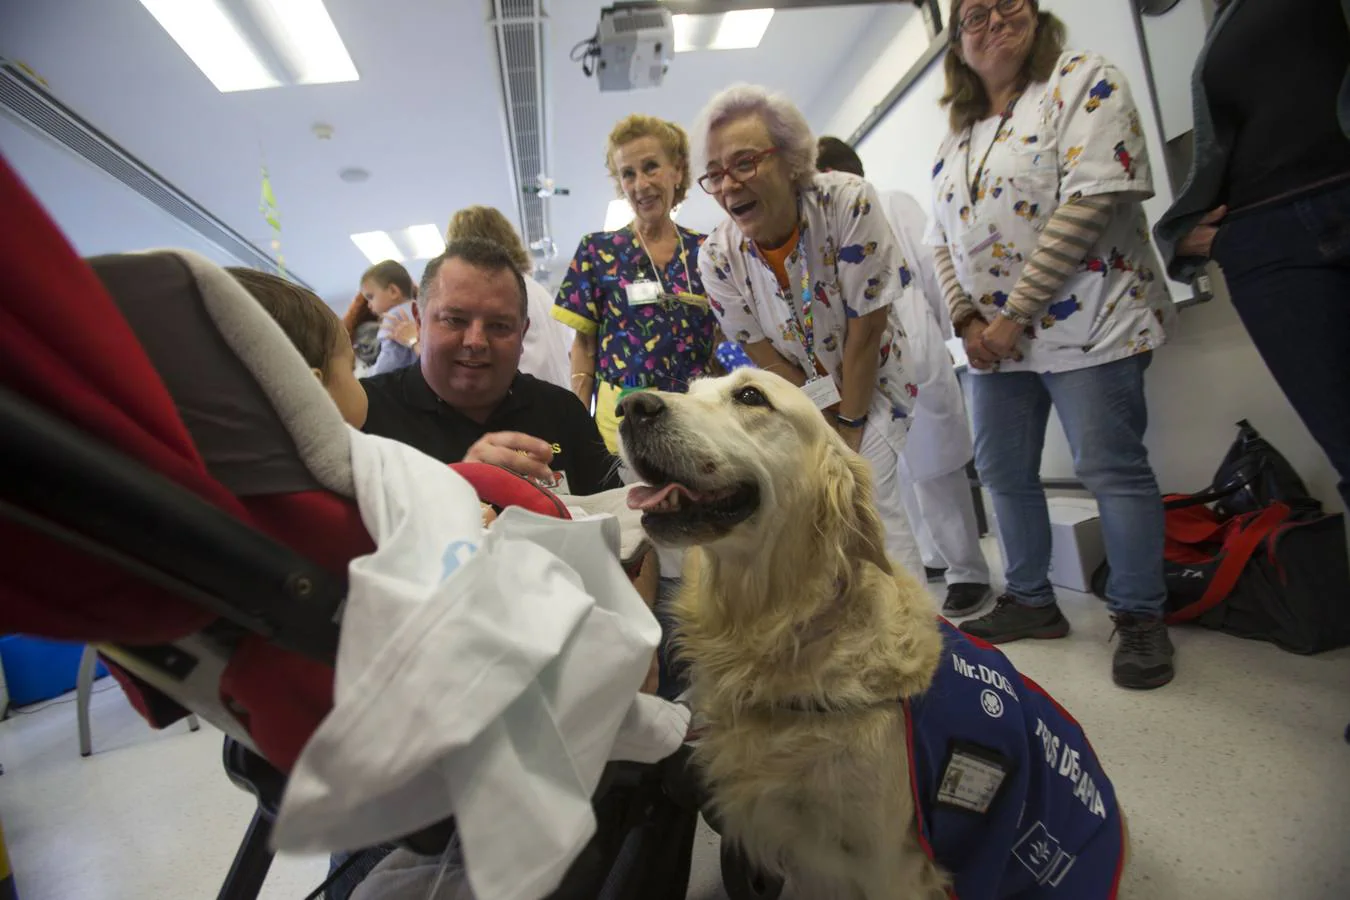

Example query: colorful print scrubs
[925,51,1174,375]
[551,224,717,392]
[699,171,921,447]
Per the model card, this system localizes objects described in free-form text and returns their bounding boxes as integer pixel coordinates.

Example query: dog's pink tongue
[627,483,693,510]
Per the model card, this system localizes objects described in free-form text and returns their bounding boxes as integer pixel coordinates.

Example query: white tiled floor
[3,553,1349,900]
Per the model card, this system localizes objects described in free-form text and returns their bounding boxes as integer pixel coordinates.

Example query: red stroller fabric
[0,153,577,772]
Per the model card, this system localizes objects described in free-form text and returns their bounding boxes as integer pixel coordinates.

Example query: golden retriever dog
[618,369,1127,900]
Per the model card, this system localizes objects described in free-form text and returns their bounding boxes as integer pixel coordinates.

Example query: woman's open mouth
[729,199,758,221]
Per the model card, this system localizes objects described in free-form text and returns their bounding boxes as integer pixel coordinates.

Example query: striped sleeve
[1003,195,1114,319]
[934,245,981,328]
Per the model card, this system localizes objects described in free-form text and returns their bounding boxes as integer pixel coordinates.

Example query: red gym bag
[1093,422,1350,654]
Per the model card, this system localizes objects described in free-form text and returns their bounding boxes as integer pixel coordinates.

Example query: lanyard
[754,213,826,379]
[788,241,829,378]
[633,225,691,300]
[965,92,1022,210]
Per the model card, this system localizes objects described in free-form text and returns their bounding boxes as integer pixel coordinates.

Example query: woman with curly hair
[552,114,718,452]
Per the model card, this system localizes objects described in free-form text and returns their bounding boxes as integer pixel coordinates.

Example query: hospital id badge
[626,280,661,306]
[802,376,841,411]
[959,216,1003,261]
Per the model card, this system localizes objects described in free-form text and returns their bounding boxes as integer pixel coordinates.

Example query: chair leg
[77,645,99,757]
[215,805,275,900]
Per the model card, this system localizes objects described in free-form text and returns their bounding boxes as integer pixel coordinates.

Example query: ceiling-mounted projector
[572,4,674,92]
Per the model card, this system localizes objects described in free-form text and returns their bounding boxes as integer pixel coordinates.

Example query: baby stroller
[0,154,700,900]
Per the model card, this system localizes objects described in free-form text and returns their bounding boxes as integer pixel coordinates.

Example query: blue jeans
[1212,179,1350,511]
[967,353,1166,616]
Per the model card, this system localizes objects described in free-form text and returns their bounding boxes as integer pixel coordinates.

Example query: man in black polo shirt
[361,237,620,496]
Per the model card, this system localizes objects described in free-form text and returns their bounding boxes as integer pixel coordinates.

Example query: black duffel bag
[1092,422,1350,654]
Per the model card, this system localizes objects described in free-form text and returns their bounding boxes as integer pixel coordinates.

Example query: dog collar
[772,696,901,714]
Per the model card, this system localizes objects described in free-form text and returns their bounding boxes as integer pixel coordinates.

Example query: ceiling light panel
[247,0,359,85]
[711,9,774,51]
[351,231,404,265]
[604,199,633,232]
[406,224,446,259]
[604,199,684,230]
[138,0,279,92]
[672,9,774,53]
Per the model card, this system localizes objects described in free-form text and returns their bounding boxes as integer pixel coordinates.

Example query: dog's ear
[816,440,894,577]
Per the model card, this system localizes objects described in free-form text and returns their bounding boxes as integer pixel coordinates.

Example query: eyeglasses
[698,148,778,194]
[956,0,1027,35]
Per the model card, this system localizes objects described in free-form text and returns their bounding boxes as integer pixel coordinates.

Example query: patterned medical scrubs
[925,51,1174,374]
[552,224,718,392]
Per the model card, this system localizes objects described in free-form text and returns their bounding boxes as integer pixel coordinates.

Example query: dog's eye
[732,386,769,407]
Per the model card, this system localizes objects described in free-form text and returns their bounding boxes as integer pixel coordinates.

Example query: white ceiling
[0,0,895,305]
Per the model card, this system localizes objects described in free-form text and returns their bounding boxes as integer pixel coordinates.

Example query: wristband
[835,412,868,429]
[998,305,1035,327]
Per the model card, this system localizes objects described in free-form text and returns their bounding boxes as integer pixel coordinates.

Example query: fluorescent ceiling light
[672,14,702,53]
[406,224,446,259]
[673,9,773,53]
[712,9,774,50]
[249,0,359,85]
[138,0,278,92]
[605,199,684,231]
[351,231,404,265]
[604,199,633,232]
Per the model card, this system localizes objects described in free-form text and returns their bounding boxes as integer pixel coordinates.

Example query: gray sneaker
[943,583,993,617]
[1111,614,1175,689]
[958,594,1070,644]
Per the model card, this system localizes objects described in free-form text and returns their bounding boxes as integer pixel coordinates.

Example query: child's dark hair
[360,259,417,300]
[228,267,345,377]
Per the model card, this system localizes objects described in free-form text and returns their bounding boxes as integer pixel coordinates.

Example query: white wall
[0,116,251,270]
[1140,0,1210,142]
[806,0,1343,511]
[813,4,929,144]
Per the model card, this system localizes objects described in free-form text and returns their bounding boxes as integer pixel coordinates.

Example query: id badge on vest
[625,280,661,307]
[802,375,841,411]
[958,215,1004,264]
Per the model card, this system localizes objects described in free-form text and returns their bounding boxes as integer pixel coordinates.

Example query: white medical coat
[521,277,574,391]
[879,190,974,482]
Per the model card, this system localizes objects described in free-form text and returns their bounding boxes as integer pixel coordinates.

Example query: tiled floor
[3,550,1348,899]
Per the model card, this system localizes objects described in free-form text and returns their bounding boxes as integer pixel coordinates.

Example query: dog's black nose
[617,390,666,423]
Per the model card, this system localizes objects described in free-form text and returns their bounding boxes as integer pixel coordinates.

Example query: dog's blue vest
[905,620,1124,899]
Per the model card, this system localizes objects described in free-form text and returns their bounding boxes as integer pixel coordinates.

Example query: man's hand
[981,314,1025,361]
[1178,205,1228,259]
[463,432,556,484]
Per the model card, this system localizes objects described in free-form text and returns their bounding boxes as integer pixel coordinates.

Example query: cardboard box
[1046,499,1105,594]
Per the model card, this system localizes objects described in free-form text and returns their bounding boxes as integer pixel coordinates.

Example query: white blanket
[273,430,689,900]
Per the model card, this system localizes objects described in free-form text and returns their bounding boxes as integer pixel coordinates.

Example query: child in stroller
[0,154,706,900]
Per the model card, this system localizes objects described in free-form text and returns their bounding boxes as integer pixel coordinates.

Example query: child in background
[358,260,420,377]
[227,268,496,527]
